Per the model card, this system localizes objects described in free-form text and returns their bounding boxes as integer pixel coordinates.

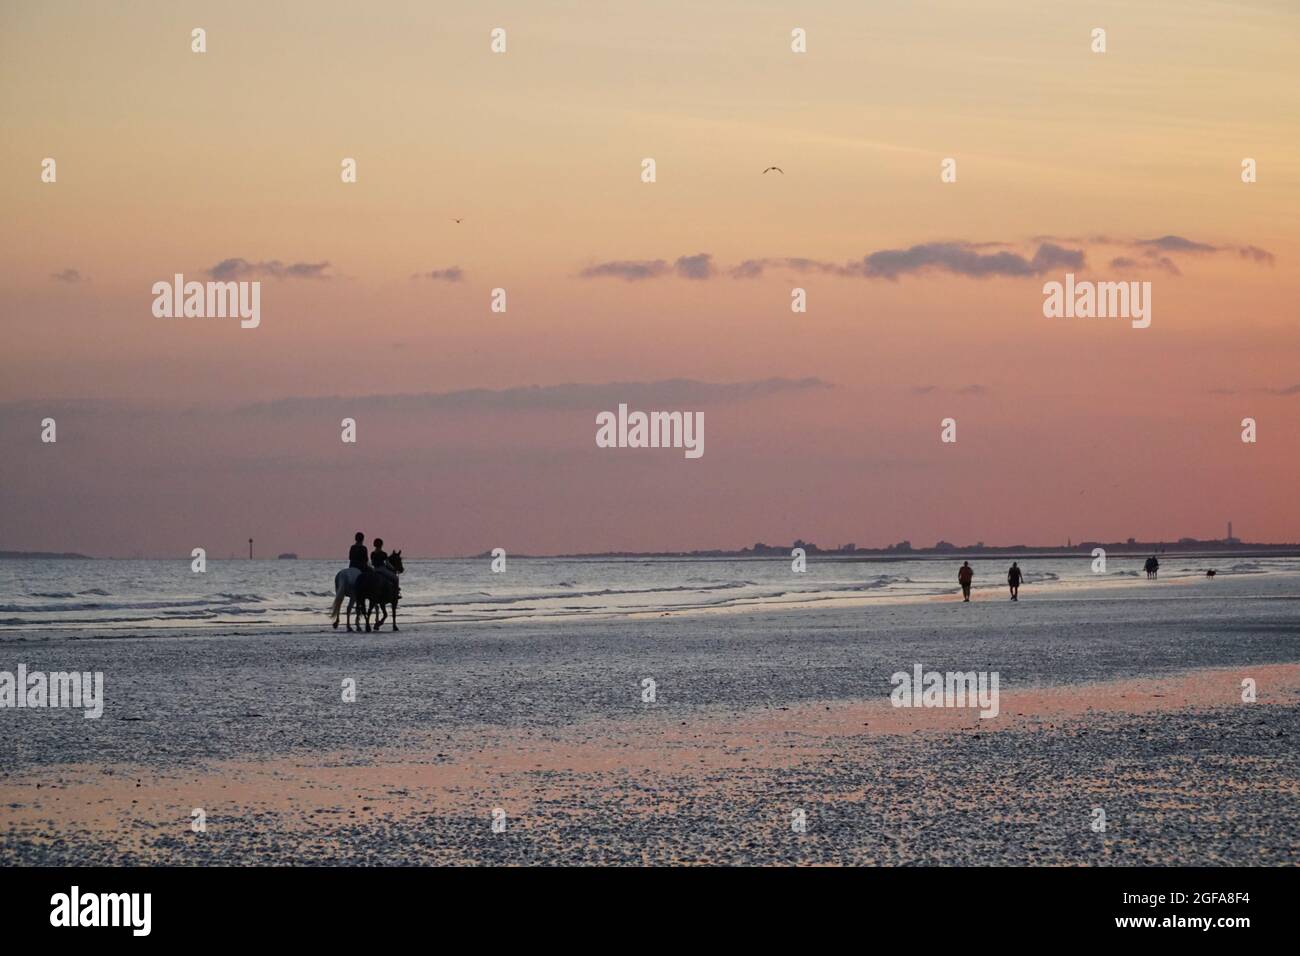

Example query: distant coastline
[5,541,1299,561]
[477,540,1300,560]
[0,550,91,560]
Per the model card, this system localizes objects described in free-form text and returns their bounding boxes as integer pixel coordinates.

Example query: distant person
[1007,561,1023,601]
[349,532,369,570]
[1148,556,1160,580]
[958,561,974,602]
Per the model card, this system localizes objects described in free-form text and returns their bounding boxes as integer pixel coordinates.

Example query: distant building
[278,552,298,560]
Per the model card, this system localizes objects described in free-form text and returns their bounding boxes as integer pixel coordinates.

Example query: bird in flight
[762,166,784,174]
[452,217,464,223]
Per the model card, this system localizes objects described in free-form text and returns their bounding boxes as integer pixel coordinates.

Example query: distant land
[4,539,1298,561]
[478,538,1300,560]
[0,550,92,560]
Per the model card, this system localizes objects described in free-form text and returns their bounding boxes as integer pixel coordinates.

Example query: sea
[1,553,1295,632]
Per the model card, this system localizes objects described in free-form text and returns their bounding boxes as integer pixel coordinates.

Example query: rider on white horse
[330,532,369,624]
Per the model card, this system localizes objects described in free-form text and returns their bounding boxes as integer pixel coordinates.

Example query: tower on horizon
[1226,521,1239,544]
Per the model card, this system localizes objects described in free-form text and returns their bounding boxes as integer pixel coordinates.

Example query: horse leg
[346,596,356,632]
[390,600,399,631]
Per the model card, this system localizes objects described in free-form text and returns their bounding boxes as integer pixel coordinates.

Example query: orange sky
[1,0,1298,556]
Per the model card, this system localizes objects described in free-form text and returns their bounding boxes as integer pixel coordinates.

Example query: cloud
[235,377,833,417]
[1135,235,1217,254]
[50,268,85,284]
[674,253,715,280]
[733,243,1085,280]
[579,253,715,281]
[911,384,988,396]
[1238,245,1275,265]
[856,241,1085,279]
[415,267,464,282]
[1208,384,1300,397]
[729,257,848,278]
[207,258,333,280]
[579,259,670,281]
[1111,255,1181,276]
[1132,236,1273,265]
[583,235,1273,283]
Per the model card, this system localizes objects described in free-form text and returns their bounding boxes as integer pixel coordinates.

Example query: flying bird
[762,166,784,175]
[452,218,464,223]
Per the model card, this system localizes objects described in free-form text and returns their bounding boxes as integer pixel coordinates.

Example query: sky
[1,0,1298,557]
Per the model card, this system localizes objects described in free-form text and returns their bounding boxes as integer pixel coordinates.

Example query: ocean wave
[422,581,759,608]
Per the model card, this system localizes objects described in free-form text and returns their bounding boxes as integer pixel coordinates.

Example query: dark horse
[354,550,404,632]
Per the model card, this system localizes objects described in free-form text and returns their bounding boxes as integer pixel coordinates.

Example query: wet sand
[2,572,1298,864]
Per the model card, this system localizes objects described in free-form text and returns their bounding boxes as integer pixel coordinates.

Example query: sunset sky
[2,0,1298,557]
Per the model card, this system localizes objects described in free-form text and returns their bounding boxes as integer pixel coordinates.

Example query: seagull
[762,166,784,174]
[452,218,464,223]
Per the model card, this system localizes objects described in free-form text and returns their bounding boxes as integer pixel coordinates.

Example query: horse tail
[329,570,346,618]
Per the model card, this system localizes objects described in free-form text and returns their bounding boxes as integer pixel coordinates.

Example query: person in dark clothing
[958,561,974,602]
[371,537,399,592]
[348,532,369,570]
[1007,561,1023,601]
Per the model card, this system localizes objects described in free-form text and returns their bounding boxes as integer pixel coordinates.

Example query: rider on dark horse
[371,537,399,595]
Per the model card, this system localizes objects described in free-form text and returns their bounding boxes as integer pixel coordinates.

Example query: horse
[330,566,364,631]
[355,550,404,632]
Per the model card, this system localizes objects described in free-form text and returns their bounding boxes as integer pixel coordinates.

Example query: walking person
[958,561,974,602]
[1007,561,1023,601]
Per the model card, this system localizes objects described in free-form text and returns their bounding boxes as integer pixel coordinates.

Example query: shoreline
[5,565,1295,637]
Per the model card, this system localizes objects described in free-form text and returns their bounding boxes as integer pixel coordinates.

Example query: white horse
[329,567,364,630]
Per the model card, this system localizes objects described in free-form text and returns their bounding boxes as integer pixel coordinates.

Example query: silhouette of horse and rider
[330,532,404,631]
